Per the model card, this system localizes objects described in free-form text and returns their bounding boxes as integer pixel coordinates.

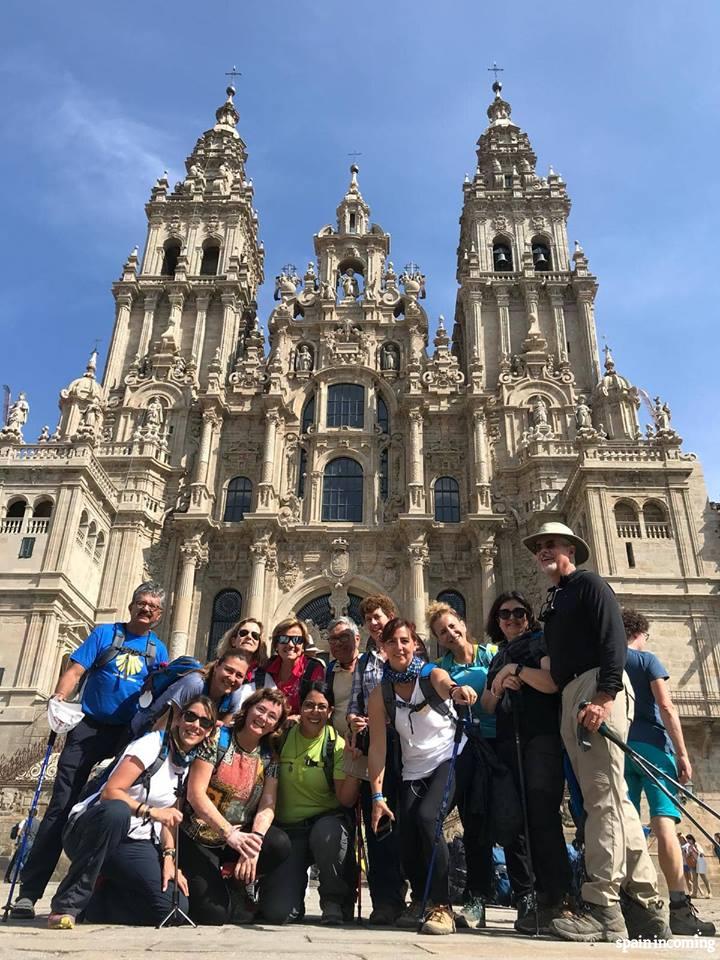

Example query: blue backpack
[138,656,204,708]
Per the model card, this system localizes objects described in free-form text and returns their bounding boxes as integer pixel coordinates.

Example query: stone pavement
[0,884,717,960]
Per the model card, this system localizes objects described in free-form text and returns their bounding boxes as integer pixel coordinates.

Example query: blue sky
[2,1,719,496]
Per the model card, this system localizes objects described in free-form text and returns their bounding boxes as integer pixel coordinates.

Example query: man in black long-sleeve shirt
[522,522,668,943]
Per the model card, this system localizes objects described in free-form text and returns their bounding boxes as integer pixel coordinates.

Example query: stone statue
[381,343,399,371]
[171,355,187,380]
[575,396,592,430]
[340,268,359,300]
[38,425,50,443]
[6,392,29,431]
[144,397,164,436]
[530,395,549,428]
[295,344,313,372]
[653,396,671,431]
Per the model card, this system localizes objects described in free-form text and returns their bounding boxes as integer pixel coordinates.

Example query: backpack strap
[381,678,397,729]
[381,665,452,730]
[326,661,335,701]
[93,624,127,670]
[356,651,371,717]
[322,724,336,793]
[252,667,266,689]
[299,657,325,704]
[215,726,233,766]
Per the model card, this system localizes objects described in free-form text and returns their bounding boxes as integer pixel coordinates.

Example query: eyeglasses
[329,631,356,644]
[236,628,261,642]
[181,710,214,731]
[134,602,161,613]
[539,587,559,622]
[276,635,304,646]
[497,607,528,622]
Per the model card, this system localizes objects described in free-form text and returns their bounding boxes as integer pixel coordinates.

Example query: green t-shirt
[275,724,346,825]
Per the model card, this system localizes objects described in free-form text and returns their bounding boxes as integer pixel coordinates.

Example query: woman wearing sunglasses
[47,696,216,929]
[480,591,569,934]
[264,618,326,716]
[216,618,269,676]
[181,688,291,925]
[131,651,251,735]
[260,681,360,926]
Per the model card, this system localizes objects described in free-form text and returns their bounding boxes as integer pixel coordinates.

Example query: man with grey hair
[11,582,168,919]
[325,616,360,739]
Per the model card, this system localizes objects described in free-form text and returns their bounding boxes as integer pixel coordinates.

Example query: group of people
[6,521,716,942]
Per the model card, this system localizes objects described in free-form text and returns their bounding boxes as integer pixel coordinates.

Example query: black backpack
[380,663,453,730]
[92,623,158,673]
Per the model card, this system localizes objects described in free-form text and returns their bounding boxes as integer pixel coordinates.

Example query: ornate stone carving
[422,317,465,395]
[278,557,300,591]
[328,538,350,580]
[0,392,29,442]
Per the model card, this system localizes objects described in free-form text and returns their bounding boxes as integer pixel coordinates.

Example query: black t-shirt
[486,630,561,741]
[543,569,626,696]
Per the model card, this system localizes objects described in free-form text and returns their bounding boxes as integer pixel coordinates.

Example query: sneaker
[669,896,716,937]
[48,914,75,930]
[458,896,486,929]
[10,897,36,919]
[396,899,424,929]
[620,891,671,941]
[421,905,456,935]
[550,902,628,942]
[514,892,537,934]
[368,903,403,925]
[320,902,344,926]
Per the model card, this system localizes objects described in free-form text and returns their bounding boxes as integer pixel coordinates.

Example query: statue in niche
[530,395,549,428]
[340,268,359,300]
[381,343,399,371]
[295,344,313,372]
[575,396,592,430]
[144,397,165,436]
[510,354,526,377]
[171,355,187,380]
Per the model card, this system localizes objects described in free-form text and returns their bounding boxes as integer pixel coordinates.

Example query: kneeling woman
[48,696,216,929]
[368,618,477,936]
[260,682,360,926]
[181,688,290,925]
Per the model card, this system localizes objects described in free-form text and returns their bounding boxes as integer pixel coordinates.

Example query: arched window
[531,239,551,271]
[379,447,389,501]
[94,531,105,563]
[437,589,466,620]
[643,501,671,539]
[377,394,389,434]
[297,592,364,631]
[297,448,308,499]
[322,457,363,522]
[161,240,181,277]
[33,499,53,518]
[224,477,252,522]
[434,476,461,523]
[614,501,641,539]
[30,498,53,534]
[200,242,220,276]
[492,241,513,272]
[86,521,97,555]
[6,499,27,518]
[327,384,364,428]
[301,393,316,433]
[208,589,242,659]
[77,509,89,545]
[2,498,26,534]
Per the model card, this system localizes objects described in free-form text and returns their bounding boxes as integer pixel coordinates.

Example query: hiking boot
[513,892,538,934]
[320,902,344,926]
[549,902,628,942]
[10,896,36,919]
[396,899,424,929]
[669,896,716,937]
[458,896,486,929]
[48,914,75,930]
[516,901,569,935]
[368,903,403,925]
[228,883,257,924]
[620,891,670,941]
[421,905,456,935]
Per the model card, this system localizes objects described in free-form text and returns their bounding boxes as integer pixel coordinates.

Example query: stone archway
[296,592,364,632]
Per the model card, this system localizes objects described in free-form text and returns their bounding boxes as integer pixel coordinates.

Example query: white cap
[47,698,85,735]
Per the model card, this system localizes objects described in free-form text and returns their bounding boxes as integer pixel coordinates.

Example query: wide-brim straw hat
[522,521,590,566]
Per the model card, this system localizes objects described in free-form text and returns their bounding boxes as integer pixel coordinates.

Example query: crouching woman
[180,688,291,924]
[259,682,360,925]
[48,696,216,929]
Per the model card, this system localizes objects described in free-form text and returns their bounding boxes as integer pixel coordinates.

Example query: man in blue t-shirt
[11,581,168,919]
[623,608,714,937]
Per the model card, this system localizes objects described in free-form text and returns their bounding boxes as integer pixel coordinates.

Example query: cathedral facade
[1,82,719,788]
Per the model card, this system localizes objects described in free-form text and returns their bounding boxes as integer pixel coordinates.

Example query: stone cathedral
[1,81,719,790]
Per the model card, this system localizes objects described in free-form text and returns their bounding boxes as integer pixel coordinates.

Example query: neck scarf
[382,655,424,685]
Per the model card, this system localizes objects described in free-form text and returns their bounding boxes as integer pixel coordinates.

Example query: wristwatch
[514,664,524,678]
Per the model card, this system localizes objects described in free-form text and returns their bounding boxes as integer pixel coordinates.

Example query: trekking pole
[2,731,57,923]
[355,799,365,923]
[512,694,540,937]
[158,773,195,928]
[595,722,720,851]
[417,706,467,932]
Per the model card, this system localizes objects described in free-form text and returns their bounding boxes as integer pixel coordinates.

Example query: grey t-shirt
[130,672,243,735]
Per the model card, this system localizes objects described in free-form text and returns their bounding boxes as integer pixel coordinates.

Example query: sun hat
[47,697,85,735]
[522,521,590,566]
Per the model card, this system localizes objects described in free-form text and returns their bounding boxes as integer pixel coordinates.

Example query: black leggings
[398,745,470,906]
[179,825,290,925]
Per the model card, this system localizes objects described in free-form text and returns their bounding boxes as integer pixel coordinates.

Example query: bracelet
[514,664,524,678]
[134,802,144,817]
[251,831,266,840]
[162,848,176,860]
[370,793,386,803]
[142,805,152,824]
[448,684,459,699]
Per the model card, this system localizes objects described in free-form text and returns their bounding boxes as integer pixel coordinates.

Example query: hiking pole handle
[576,700,592,752]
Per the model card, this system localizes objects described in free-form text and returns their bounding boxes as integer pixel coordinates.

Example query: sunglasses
[497,607,528,621]
[539,586,559,622]
[236,628,261,642]
[276,635,304,646]
[181,710,214,731]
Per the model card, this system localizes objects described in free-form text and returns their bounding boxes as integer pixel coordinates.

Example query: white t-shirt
[393,677,466,781]
[69,731,186,841]
[237,672,277,708]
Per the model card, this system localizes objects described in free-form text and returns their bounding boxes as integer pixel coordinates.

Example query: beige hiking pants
[561,668,659,907]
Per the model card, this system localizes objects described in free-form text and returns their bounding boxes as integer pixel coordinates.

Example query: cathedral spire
[475,78,538,182]
[214,84,241,138]
[336,163,370,235]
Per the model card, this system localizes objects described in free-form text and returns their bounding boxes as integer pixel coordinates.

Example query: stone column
[548,287,569,363]
[472,410,490,511]
[407,536,429,634]
[138,291,160,359]
[407,409,426,513]
[479,544,497,626]
[468,290,485,370]
[310,469,323,522]
[191,294,211,366]
[194,410,218,487]
[258,410,281,509]
[105,292,134,390]
[219,293,238,368]
[495,286,511,358]
[162,289,185,349]
[170,536,208,657]
[576,287,602,382]
[246,536,274,620]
